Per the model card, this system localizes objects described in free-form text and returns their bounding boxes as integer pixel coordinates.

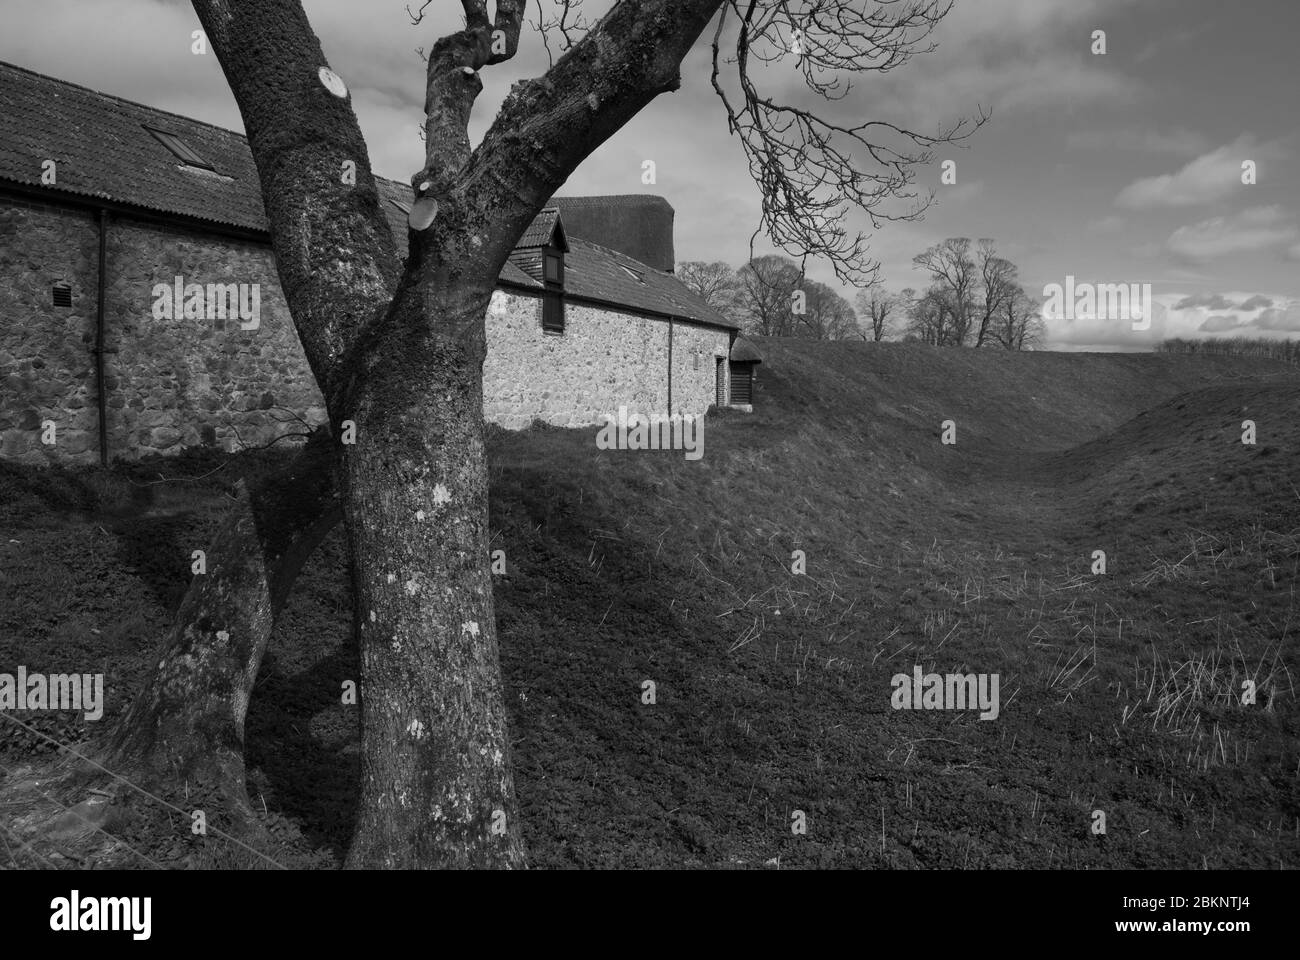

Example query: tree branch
[457,0,726,275]
[417,0,527,197]
[190,0,402,411]
[712,0,987,285]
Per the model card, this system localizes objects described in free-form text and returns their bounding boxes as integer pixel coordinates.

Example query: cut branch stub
[409,196,439,231]
[318,66,349,98]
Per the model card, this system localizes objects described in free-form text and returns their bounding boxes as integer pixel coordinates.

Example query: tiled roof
[559,239,736,329]
[730,336,764,363]
[0,59,267,232]
[518,207,567,250]
[0,59,734,330]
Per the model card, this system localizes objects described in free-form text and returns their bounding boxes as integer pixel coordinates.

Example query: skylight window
[144,126,214,171]
[618,264,645,284]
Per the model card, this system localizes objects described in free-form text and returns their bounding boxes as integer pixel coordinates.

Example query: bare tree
[677,261,742,318]
[796,280,859,340]
[736,254,803,336]
[711,0,984,284]
[9,0,978,869]
[994,285,1046,350]
[855,288,901,341]
[912,238,977,345]
[973,239,1018,348]
[904,284,952,345]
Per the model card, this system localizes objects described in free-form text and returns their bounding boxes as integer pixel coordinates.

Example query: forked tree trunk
[177,0,724,868]
[341,287,525,868]
[82,432,340,830]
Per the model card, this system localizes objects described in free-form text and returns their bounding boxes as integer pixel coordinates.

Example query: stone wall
[0,196,325,463]
[0,197,100,461]
[483,291,732,430]
[1,194,736,463]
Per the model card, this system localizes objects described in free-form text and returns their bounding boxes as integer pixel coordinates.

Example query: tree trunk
[64,433,339,834]
[341,287,525,869]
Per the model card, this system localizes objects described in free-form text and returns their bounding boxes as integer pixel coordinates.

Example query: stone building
[0,60,760,464]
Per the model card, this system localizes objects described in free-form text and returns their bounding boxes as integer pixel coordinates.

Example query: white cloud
[1166,205,1299,262]
[1198,314,1247,332]
[1116,136,1284,209]
[1252,303,1300,331]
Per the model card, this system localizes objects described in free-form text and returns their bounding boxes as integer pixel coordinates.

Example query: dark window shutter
[542,292,564,334]
[544,251,563,284]
[52,283,72,308]
[729,362,752,404]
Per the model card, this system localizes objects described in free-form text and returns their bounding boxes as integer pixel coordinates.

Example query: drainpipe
[93,208,109,466]
[666,316,673,416]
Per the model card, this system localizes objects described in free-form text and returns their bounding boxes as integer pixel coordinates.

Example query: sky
[1,0,1297,350]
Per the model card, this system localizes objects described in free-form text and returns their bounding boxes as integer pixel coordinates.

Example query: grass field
[2,339,1297,868]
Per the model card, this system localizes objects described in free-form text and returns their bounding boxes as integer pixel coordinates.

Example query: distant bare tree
[1157,336,1300,363]
[736,255,803,336]
[855,288,901,341]
[913,239,977,345]
[677,261,741,318]
[796,280,858,340]
[974,239,1019,347]
[994,286,1045,350]
[904,284,954,345]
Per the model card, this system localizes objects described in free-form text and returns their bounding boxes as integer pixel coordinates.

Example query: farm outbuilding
[0,60,759,463]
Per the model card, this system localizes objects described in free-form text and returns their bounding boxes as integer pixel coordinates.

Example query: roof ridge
[552,194,670,202]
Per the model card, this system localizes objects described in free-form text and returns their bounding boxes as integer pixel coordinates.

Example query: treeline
[678,237,1043,351]
[676,257,860,340]
[1157,337,1300,364]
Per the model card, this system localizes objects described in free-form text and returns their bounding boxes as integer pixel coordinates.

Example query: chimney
[548,195,676,272]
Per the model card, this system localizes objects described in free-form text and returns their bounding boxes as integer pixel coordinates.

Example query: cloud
[846,0,1145,130]
[1085,215,1127,234]
[941,0,1151,43]
[1174,293,1236,311]
[1115,136,1283,209]
[1199,314,1247,332]
[1252,304,1300,331]
[1065,126,1209,157]
[1238,294,1274,310]
[1166,206,1299,262]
